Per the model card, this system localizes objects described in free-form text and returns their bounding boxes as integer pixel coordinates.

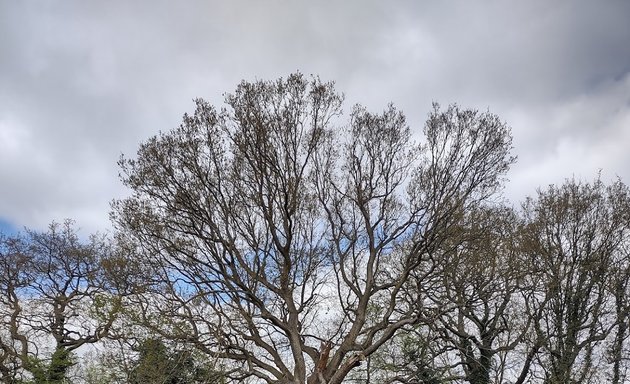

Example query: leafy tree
[608,251,630,384]
[366,324,448,384]
[424,205,529,384]
[25,348,74,384]
[113,73,515,384]
[367,177,630,384]
[367,205,531,384]
[0,221,125,383]
[520,178,630,383]
[129,338,224,384]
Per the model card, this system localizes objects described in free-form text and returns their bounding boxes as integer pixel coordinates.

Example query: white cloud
[505,72,630,201]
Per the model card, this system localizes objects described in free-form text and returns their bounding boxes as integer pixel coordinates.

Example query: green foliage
[130,338,224,384]
[22,348,74,384]
[399,334,442,384]
[83,366,118,384]
[369,327,446,384]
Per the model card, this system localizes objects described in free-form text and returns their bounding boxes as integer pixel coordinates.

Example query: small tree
[0,221,124,383]
[128,338,224,384]
[114,73,515,384]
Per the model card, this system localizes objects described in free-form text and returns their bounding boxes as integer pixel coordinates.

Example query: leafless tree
[113,73,515,384]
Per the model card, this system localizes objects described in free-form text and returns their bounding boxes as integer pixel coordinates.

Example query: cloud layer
[1,0,629,233]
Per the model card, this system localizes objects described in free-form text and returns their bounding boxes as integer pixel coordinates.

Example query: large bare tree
[113,73,515,384]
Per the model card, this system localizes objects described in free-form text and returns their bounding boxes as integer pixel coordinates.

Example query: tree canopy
[2,73,630,384]
[112,73,514,384]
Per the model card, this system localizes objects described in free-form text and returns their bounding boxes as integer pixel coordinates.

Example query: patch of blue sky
[0,217,17,235]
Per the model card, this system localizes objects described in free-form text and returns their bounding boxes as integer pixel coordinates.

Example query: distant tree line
[1,73,629,384]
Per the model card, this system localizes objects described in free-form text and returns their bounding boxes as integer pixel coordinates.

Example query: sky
[1,1,629,235]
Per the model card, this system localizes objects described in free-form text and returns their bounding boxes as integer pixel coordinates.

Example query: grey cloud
[0,0,629,232]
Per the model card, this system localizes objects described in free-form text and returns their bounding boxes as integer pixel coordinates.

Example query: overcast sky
[1,1,629,235]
